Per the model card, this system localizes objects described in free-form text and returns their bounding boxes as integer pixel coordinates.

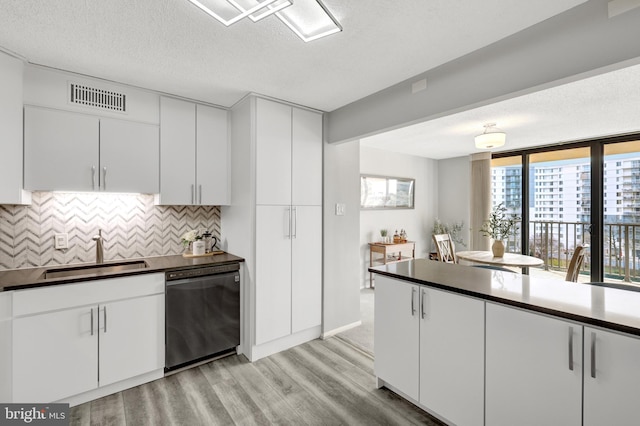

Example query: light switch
[54,233,68,250]
[335,203,346,216]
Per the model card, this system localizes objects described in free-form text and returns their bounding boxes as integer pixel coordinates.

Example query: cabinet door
[159,97,196,204]
[255,205,292,345]
[291,107,322,206]
[374,275,419,401]
[24,106,99,191]
[256,98,292,206]
[584,327,640,426]
[196,104,229,205]
[100,118,159,193]
[0,53,27,204]
[486,303,582,426]
[13,306,97,402]
[291,205,321,333]
[99,294,164,387]
[419,288,484,426]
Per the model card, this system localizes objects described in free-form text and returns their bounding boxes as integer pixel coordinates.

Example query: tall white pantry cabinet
[223,96,322,361]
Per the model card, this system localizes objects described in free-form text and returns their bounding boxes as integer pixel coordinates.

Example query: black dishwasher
[165,262,240,372]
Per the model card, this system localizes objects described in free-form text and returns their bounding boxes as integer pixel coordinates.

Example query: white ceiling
[0,0,586,112]
[360,61,640,159]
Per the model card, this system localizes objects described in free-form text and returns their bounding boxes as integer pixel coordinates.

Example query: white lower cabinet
[583,327,640,426]
[13,305,98,402]
[98,295,164,387]
[485,303,582,426]
[12,274,164,403]
[374,276,420,400]
[419,287,484,426]
[375,275,484,425]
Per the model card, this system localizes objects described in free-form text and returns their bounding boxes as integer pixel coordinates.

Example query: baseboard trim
[321,320,362,340]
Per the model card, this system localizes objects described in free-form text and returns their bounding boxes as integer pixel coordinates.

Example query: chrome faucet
[92,229,104,264]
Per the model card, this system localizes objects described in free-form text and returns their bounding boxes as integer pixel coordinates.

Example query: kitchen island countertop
[0,252,244,291]
[370,259,640,337]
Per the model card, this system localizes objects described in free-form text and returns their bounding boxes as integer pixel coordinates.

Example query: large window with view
[491,139,640,286]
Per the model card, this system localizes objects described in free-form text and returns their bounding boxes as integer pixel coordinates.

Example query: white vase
[192,240,205,256]
[492,240,505,258]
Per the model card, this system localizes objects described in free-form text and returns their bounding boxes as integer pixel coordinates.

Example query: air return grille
[69,83,126,112]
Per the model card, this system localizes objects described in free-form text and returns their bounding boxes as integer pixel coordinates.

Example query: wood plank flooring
[69,337,444,425]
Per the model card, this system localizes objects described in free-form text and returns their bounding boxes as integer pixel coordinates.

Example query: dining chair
[433,233,457,263]
[566,245,586,282]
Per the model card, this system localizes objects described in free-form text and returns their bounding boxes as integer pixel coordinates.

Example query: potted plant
[480,203,520,257]
[380,229,388,243]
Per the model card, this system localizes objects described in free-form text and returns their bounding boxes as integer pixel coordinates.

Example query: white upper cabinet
[99,118,159,193]
[196,104,230,205]
[292,107,322,206]
[159,96,229,205]
[24,106,99,192]
[256,98,292,206]
[255,98,322,206]
[24,106,159,193]
[0,52,30,204]
[159,97,196,204]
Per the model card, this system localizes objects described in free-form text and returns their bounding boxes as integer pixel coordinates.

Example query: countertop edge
[0,253,245,292]
[370,263,640,338]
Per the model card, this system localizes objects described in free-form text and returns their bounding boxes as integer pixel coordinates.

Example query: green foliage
[480,203,521,240]
[433,218,466,247]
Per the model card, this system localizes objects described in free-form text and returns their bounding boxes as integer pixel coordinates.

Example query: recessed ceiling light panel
[187,0,280,26]
[228,0,293,22]
[276,0,342,42]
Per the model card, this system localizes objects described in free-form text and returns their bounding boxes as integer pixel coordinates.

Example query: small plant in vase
[480,203,520,257]
[181,229,202,253]
[380,229,388,243]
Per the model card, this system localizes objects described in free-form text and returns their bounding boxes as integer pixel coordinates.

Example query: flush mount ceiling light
[187,0,282,26]
[275,0,342,42]
[475,123,506,150]
[187,0,342,42]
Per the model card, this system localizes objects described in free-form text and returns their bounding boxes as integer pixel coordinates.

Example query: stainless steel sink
[42,260,149,280]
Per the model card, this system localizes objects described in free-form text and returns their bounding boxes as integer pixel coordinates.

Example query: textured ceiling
[361,61,640,159]
[0,0,586,111]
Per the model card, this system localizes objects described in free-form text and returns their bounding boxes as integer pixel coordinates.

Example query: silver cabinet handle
[102,166,107,191]
[90,308,94,336]
[568,327,574,371]
[292,207,297,239]
[191,184,195,204]
[411,287,416,316]
[103,306,108,333]
[92,166,96,190]
[199,185,202,204]
[591,331,596,378]
[421,288,426,319]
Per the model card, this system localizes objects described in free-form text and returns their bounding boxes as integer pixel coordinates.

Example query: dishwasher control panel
[165,262,240,280]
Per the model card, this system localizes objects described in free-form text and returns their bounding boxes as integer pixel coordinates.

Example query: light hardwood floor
[70,337,443,425]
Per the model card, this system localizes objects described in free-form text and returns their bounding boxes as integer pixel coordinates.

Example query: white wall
[360,146,438,288]
[437,156,471,247]
[323,140,361,335]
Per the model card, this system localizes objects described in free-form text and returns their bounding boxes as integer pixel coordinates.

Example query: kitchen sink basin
[42,260,149,280]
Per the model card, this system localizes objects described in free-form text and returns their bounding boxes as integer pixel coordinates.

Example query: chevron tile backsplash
[0,192,221,270]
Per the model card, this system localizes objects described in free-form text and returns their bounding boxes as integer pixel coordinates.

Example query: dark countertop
[370,259,640,337]
[0,252,245,291]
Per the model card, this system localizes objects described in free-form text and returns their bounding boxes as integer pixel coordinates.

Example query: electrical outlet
[54,233,68,250]
[335,203,346,216]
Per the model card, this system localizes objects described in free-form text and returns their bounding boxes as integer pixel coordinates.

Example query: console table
[368,241,415,288]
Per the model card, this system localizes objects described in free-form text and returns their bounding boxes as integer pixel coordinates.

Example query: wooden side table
[368,241,415,288]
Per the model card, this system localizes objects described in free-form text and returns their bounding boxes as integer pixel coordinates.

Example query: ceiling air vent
[69,83,126,112]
